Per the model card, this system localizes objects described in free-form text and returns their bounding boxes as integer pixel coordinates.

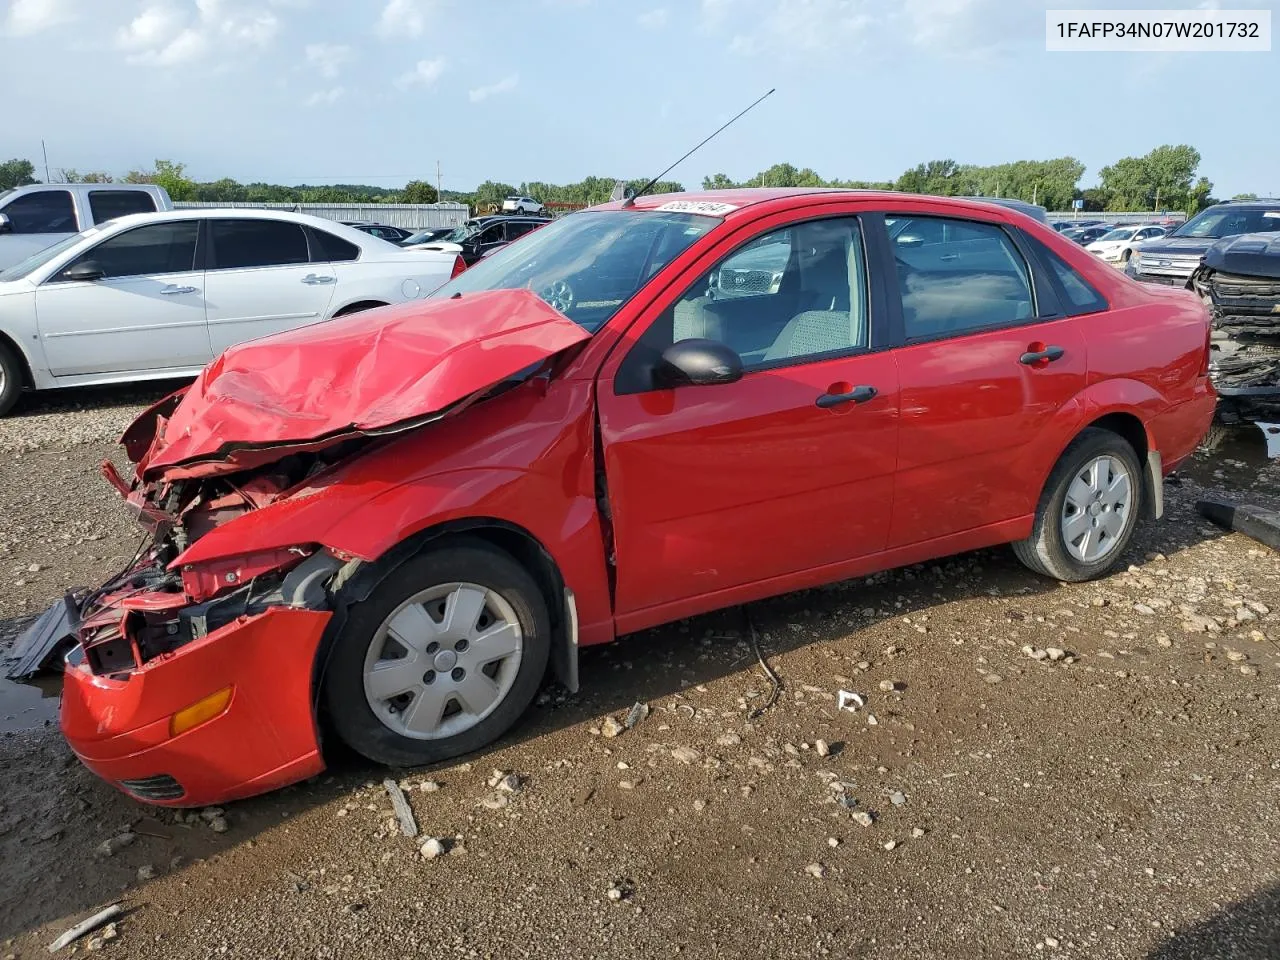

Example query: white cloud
[375,0,432,39]
[701,0,734,26]
[305,86,345,106]
[116,0,279,66]
[897,0,1039,57]
[468,73,518,102]
[727,0,872,57]
[637,7,668,29]
[714,0,1026,60]
[395,57,446,88]
[305,42,354,78]
[3,0,76,35]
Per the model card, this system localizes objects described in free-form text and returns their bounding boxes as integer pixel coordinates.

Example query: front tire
[1012,428,1144,582]
[322,540,551,767]
[0,342,23,418]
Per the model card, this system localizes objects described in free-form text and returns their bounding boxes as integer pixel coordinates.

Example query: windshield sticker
[654,200,738,216]
[1264,211,1280,219]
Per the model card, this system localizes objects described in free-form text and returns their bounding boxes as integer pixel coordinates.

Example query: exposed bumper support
[1146,450,1164,520]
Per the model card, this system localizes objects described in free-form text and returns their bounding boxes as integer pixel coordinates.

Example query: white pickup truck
[0,183,172,269]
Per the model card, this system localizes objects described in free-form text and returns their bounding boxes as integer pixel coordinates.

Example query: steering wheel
[541,279,575,313]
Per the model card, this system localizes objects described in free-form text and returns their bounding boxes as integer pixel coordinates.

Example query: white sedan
[1085,224,1168,265]
[0,209,463,416]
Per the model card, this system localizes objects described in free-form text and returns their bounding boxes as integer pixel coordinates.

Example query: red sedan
[17,189,1215,805]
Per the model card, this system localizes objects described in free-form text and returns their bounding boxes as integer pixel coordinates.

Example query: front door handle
[159,284,197,295]
[302,274,336,285]
[1020,345,1065,366]
[816,385,877,408]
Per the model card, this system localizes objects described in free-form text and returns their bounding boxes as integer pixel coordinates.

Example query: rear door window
[3,189,76,233]
[209,219,310,269]
[88,190,158,224]
[887,215,1036,339]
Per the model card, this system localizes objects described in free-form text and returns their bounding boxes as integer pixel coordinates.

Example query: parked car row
[0,209,463,416]
[1084,223,1169,264]
[405,214,553,265]
[8,188,1216,809]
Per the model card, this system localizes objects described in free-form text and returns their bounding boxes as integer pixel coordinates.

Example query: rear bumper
[61,607,331,807]
[1150,379,1218,473]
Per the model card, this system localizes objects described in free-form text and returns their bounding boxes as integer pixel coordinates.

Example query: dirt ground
[1,384,1279,960]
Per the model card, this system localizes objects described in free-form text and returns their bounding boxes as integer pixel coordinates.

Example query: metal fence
[1047,211,1187,226]
[172,201,471,230]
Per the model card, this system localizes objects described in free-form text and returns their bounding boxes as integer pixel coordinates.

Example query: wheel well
[0,330,33,388]
[1086,412,1148,460]
[317,519,572,697]
[332,300,389,317]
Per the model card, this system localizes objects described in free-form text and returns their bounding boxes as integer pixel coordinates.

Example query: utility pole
[41,139,50,182]
[1032,183,1038,206]
[1153,186,1160,213]
[436,160,442,201]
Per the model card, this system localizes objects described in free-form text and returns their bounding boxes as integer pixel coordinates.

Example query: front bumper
[61,606,331,807]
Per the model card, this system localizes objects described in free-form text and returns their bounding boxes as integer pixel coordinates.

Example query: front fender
[175,466,614,645]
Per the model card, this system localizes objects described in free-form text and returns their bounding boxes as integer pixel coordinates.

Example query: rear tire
[322,540,550,768]
[1012,428,1144,582]
[0,342,23,418]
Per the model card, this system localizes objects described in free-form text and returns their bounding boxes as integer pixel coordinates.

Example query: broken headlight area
[1192,267,1280,424]
[76,550,343,678]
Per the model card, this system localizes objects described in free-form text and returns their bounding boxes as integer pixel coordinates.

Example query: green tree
[400,180,439,204]
[124,159,198,201]
[1232,192,1258,201]
[57,169,114,183]
[0,158,37,190]
[1098,144,1205,212]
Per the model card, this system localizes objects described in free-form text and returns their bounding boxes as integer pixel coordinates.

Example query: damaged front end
[5,288,592,689]
[1190,232,1280,436]
[79,446,355,678]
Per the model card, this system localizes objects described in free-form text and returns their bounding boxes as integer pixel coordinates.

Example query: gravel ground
[1,390,1279,960]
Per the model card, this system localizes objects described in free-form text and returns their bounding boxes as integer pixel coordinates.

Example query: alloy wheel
[1060,455,1132,563]
[362,582,524,741]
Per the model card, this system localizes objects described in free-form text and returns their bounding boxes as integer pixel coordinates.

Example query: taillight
[451,255,466,278]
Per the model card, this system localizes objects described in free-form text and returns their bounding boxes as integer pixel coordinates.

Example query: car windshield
[1173,207,1280,239]
[404,229,443,243]
[1098,228,1134,242]
[0,230,98,282]
[444,222,483,243]
[429,210,720,333]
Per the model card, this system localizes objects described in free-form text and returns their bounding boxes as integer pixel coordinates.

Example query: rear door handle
[816,385,877,408]
[159,285,197,295]
[1020,345,1065,365]
[302,274,336,285]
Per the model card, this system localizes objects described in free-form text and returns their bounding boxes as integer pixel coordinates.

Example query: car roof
[592,188,1054,223]
[94,208,373,232]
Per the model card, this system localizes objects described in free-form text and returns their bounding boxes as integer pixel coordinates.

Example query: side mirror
[656,339,744,388]
[0,213,11,235]
[63,260,105,282]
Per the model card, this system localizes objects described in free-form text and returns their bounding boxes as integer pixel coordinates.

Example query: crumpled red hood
[132,289,590,480]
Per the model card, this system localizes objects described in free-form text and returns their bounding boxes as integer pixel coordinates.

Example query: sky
[1,0,1277,197]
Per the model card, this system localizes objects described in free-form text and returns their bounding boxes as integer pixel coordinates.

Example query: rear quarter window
[1024,235,1108,315]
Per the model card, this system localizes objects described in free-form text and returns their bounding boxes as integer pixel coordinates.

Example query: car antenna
[621,87,776,208]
